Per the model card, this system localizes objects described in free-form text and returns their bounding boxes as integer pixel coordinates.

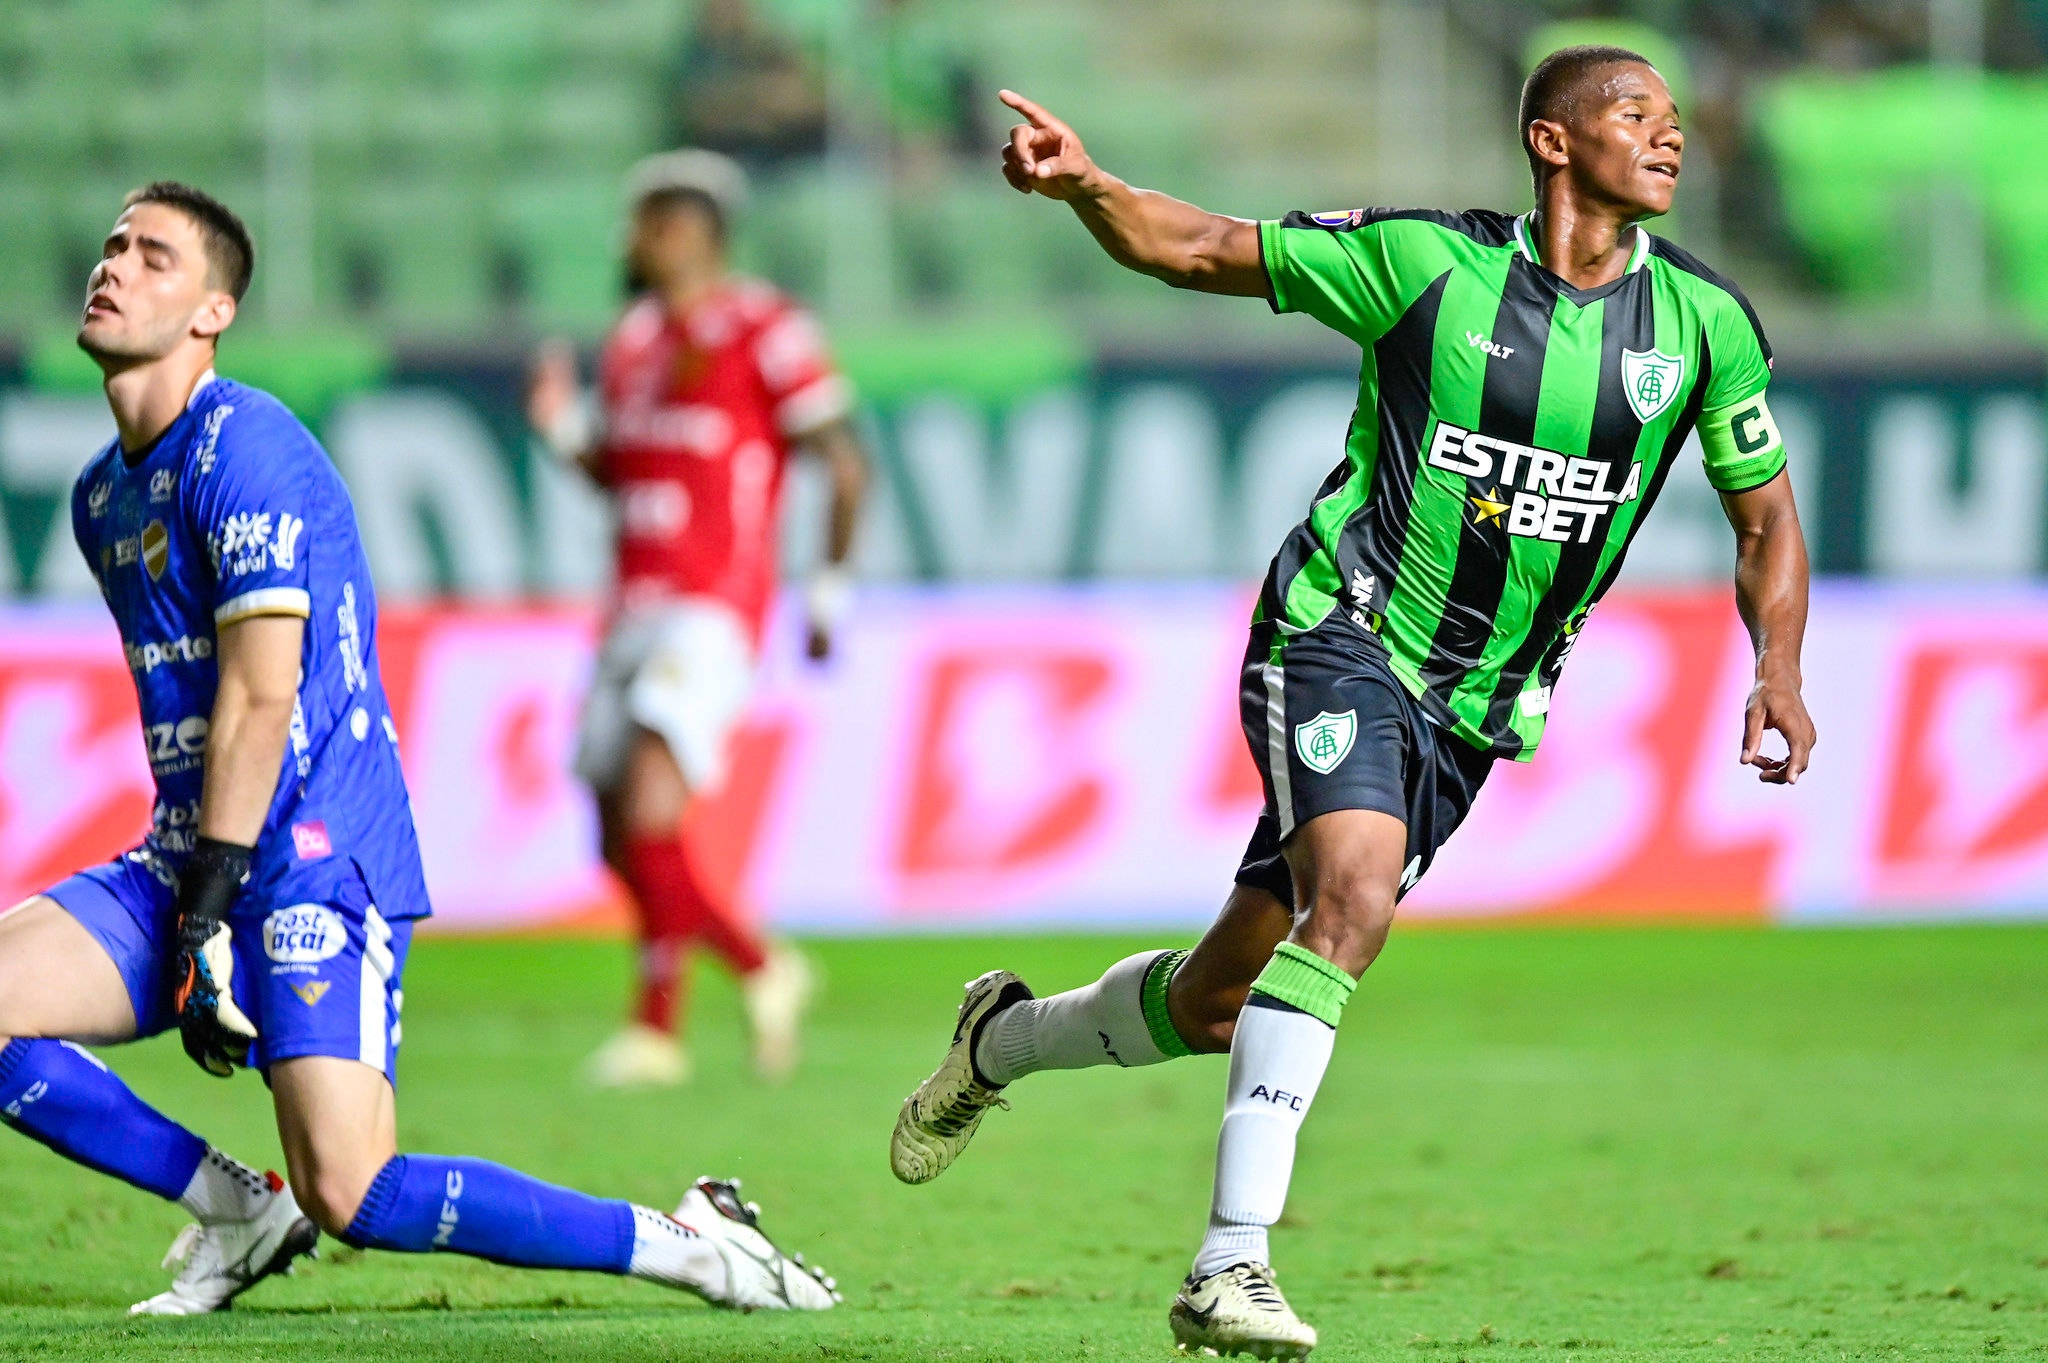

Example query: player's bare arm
[1722,470,1815,784]
[998,90,1266,297]
[794,417,868,660]
[174,610,305,1076]
[199,614,305,840]
[526,340,601,477]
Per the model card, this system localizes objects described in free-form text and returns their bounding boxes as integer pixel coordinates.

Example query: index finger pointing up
[999,89,1063,132]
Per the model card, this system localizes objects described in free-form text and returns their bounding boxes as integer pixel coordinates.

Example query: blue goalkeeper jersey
[70,372,432,922]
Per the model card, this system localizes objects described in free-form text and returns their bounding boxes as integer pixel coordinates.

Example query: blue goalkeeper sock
[0,1037,205,1201]
[342,1154,637,1273]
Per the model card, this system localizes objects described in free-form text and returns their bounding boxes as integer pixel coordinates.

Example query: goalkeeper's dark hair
[1518,44,1657,187]
[123,181,255,302]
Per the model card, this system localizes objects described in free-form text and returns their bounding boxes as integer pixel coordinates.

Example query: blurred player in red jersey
[528,150,867,1088]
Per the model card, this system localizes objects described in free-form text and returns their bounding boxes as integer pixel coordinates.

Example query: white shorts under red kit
[576,280,851,792]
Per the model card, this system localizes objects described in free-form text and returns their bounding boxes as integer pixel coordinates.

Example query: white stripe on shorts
[359,904,395,1072]
[1262,656,1294,839]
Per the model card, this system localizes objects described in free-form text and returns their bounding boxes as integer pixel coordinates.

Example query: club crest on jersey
[1294,710,1357,775]
[1621,347,1685,423]
[141,520,169,579]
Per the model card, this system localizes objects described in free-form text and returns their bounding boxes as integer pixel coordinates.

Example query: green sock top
[1248,942,1356,1028]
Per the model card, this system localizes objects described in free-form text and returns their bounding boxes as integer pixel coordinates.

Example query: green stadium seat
[1762,69,2048,313]
[493,180,627,329]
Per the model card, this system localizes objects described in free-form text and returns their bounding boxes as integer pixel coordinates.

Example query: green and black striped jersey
[1255,207,1786,760]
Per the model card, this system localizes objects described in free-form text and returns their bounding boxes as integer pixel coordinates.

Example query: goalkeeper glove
[171,837,259,1078]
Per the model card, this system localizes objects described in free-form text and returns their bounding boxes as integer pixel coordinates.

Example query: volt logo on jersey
[1294,710,1357,775]
[1621,348,1686,423]
[1466,330,1515,360]
[290,980,331,1007]
[263,905,348,964]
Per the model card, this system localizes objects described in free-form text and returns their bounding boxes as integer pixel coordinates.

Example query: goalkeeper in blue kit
[0,182,838,1314]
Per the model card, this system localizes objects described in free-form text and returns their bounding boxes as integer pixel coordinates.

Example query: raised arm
[999,90,1267,297]
[527,340,603,479]
[1720,470,1815,784]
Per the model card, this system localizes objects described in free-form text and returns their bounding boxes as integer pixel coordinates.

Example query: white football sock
[627,1205,729,1294]
[973,950,1187,1085]
[1191,999,1337,1278]
[178,1147,275,1226]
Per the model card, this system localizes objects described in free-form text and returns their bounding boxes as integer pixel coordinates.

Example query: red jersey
[595,280,850,636]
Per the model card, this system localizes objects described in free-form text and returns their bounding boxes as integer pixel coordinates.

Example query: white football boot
[129,1174,319,1315]
[584,1024,691,1089]
[671,1178,839,1310]
[743,945,817,1081]
[1169,1262,1319,1360]
[889,969,1033,1184]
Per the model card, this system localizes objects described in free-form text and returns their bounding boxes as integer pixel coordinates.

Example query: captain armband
[1698,391,1787,493]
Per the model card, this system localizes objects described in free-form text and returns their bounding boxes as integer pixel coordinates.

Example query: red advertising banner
[2,585,2044,929]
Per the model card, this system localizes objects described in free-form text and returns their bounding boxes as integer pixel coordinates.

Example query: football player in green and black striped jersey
[891,46,1816,1357]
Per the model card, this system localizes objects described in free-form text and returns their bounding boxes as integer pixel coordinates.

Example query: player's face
[1570,63,1683,218]
[77,204,233,366]
[627,200,723,292]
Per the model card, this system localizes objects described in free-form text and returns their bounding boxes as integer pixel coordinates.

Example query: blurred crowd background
[0,0,2043,600]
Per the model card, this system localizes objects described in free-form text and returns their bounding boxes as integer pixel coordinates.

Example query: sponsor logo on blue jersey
[125,633,213,673]
[263,904,348,964]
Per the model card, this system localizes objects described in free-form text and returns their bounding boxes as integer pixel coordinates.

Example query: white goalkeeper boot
[130,1174,319,1315]
[890,969,1033,1184]
[670,1178,840,1310]
[1169,1262,1319,1359]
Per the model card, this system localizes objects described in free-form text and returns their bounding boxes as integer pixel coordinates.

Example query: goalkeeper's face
[77,203,234,368]
[1566,62,1684,218]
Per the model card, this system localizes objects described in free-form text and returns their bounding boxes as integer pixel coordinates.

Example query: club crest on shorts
[1294,710,1357,775]
[1621,348,1685,424]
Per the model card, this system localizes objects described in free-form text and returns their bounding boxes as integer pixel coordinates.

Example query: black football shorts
[1234,616,1494,907]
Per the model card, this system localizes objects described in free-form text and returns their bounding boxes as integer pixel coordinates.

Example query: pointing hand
[998,91,1098,200]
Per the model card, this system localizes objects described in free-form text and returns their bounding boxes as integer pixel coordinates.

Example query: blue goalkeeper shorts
[44,847,410,1084]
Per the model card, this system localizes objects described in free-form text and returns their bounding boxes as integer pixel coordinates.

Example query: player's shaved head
[123,181,255,302]
[1519,45,1659,186]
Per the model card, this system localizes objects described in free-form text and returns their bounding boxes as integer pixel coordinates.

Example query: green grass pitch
[0,924,2043,1361]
